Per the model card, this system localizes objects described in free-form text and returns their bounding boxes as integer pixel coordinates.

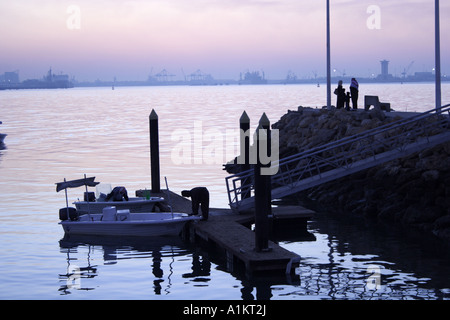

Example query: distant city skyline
[1,0,449,82]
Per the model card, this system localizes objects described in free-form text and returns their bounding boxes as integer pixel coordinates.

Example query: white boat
[74,196,164,214]
[59,208,200,237]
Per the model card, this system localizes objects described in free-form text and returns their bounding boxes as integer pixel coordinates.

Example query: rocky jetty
[273,107,450,242]
[225,106,450,242]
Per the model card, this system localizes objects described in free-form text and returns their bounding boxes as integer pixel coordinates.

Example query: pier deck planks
[192,213,300,273]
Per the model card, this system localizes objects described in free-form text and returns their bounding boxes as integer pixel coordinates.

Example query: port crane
[402,61,414,79]
[155,69,176,82]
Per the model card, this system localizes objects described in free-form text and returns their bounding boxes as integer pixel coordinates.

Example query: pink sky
[1,0,449,81]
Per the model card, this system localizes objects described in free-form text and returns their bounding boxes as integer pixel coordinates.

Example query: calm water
[0,83,449,300]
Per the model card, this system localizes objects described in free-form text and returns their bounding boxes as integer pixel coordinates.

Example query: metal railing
[226,105,450,211]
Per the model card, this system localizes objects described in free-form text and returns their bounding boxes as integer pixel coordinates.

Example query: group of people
[334,78,359,111]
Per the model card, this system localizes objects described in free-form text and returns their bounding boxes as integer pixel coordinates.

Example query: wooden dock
[137,189,313,275]
[191,212,301,274]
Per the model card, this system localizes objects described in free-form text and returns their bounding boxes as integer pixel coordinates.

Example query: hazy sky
[1,0,449,81]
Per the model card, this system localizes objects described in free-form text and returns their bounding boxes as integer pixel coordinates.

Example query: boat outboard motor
[84,192,95,202]
[59,207,78,221]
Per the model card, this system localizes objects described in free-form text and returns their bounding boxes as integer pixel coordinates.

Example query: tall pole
[326,0,331,109]
[435,0,442,110]
[254,113,272,252]
[149,109,161,193]
[239,111,251,200]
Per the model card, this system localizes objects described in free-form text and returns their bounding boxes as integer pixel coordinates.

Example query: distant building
[0,71,20,84]
[377,60,393,81]
[412,72,434,81]
[239,70,267,85]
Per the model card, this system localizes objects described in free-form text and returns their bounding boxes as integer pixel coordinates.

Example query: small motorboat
[74,196,165,214]
[59,208,200,237]
[57,175,200,237]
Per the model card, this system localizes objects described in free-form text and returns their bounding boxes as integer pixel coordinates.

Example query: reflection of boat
[59,233,187,249]
[59,209,200,236]
[56,175,200,237]
[58,235,194,295]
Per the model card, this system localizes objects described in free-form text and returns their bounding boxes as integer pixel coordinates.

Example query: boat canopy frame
[56,174,99,218]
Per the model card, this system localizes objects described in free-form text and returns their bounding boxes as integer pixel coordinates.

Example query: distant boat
[0,121,6,145]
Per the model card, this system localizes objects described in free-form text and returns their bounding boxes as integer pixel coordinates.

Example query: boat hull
[59,213,199,237]
[74,197,162,214]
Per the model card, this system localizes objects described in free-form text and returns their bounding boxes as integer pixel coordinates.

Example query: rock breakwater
[272,107,450,241]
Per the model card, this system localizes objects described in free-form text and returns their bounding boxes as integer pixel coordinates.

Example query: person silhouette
[334,80,346,109]
[105,186,129,201]
[181,187,209,221]
[350,78,359,110]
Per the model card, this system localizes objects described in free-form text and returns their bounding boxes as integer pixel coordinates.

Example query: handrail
[226,105,450,210]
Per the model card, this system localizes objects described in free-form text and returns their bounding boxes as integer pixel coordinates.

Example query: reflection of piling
[149,109,160,193]
[254,113,272,252]
[239,111,250,200]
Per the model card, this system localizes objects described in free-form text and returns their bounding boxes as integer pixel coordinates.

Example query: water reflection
[58,235,197,296]
[279,209,450,300]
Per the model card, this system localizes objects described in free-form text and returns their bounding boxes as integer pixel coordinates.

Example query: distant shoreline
[1,78,449,91]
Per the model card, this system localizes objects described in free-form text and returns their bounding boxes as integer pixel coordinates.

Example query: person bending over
[181,187,209,221]
[106,186,129,201]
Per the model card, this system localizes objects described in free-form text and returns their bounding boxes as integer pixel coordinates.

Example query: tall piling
[239,111,250,200]
[149,109,161,193]
[254,113,272,252]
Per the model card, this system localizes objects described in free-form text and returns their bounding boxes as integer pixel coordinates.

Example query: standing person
[350,78,359,110]
[334,80,346,109]
[182,187,209,221]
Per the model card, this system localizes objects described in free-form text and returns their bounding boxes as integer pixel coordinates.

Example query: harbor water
[0,83,449,300]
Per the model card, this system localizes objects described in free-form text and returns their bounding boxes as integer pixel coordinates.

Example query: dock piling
[149,109,161,193]
[254,113,272,252]
[239,111,251,200]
